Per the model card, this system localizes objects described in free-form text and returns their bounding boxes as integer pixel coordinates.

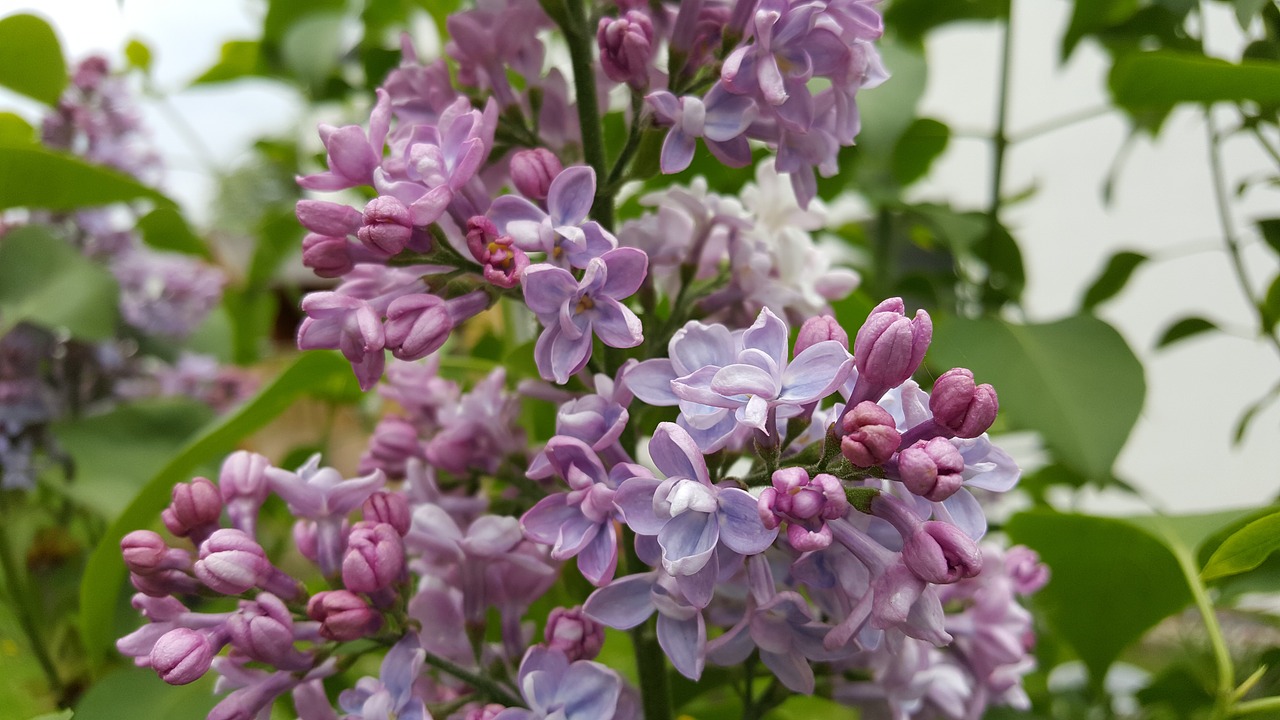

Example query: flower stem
[1233,696,1280,717]
[622,529,672,720]
[1167,530,1234,720]
[561,0,615,231]
[419,650,524,708]
[981,0,1015,311]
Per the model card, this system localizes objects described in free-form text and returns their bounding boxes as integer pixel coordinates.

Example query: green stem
[1233,696,1280,717]
[623,530,672,720]
[561,0,614,231]
[0,521,64,699]
[419,651,524,708]
[606,91,648,190]
[981,1,1015,311]
[1169,535,1234,719]
[1008,104,1111,143]
[1205,113,1280,361]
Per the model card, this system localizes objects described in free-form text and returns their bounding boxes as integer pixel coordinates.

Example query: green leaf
[891,117,951,187]
[1259,219,1280,256]
[1156,316,1219,348]
[1110,51,1280,111]
[78,351,359,670]
[885,0,1009,42]
[1062,0,1140,59]
[192,40,262,85]
[135,206,211,259]
[0,112,35,145]
[1264,274,1280,331]
[30,711,75,720]
[51,399,214,520]
[75,666,217,720]
[929,314,1145,482]
[769,695,860,719]
[0,145,172,210]
[1006,510,1191,684]
[280,12,347,89]
[0,14,67,105]
[1201,510,1280,580]
[0,226,120,340]
[1080,250,1146,310]
[124,38,152,73]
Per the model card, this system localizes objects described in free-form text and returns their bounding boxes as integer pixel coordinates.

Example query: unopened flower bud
[307,590,383,641]
[930,368,998,438]
[795,315,848,356]
[384,293,452,361]
[358,417,423,479]
[357,196,414,256]
[1005,545,1049,595]
[509,148,563,202]
[598,11,655,88]
[901,521,983,584]
[161,477,222,543]
[841,401,901,467]
[544,606,605,661]
[226,593,310,670]
[758,468,848,551]
[130,569,201,597]
[296,200,362,237]
[219,451,271,536]
[122,530,191,576]
[150,628,217,685]
[362,491,412,536]
[467,216,530,289]
[342,522,405,593]
[897,437,965,502]
[301,233,354,279]
[852,298,932,403]
[194,528,268,595]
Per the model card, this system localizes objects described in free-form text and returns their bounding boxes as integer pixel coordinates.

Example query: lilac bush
[113,2,1050,719]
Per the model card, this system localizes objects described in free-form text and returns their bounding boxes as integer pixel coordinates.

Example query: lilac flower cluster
[118,3,1050,718]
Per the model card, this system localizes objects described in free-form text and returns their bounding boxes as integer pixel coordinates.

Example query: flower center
[575,295,595,314]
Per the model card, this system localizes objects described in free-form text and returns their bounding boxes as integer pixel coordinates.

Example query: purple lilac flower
[339,634,429,720]
[523,248,647,384]
[298,89,391,191]
[265,455,386,577]
[297,293,386,392]
[494,646,628,720]
[584,570,708,680]
[708,589,851,694]
[446,2,550,108]
[648,83,756,173]
[521,437,650,586]
[670,307,852,439]
[111,247,225,339]
[613,422,776,605]
[424,368,525,475]
[490,166,618,269]
[527,369,633,479]
[757,467,850,551]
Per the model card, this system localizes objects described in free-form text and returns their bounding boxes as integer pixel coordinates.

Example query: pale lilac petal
[738,394,770,430]
[672,366,740,409]
[584,575,656,629]
[600,247,648,300]
[548,166,596,226]
[614,477,666,534]
[778,341,852,403]
[591,299,644,349]
[706,617,754,665]
[657,613,705,680]
[674,551,718,609]
[554,515,601,559]
[646,91,680,123]
[489,194,547,230]
[703,85,757,141]
[757,54,788,105]
[520,495,580,546]
[938,490,987,540]
[658,511,718,575]
[743,308,789,369]
[623,359,679,406]
[661,129,696,174]
[706,135,753,168]
[648,422,710,485]
[710,364,779,399]
[550,326,594,383]
[670,322,737,375]
[522,264,579,316]
[560,662,622,719]
[544,437,608,486]
[717,487,778,555]
[578,526,618,586]
[761,649,815,694]
[775,80,814,130]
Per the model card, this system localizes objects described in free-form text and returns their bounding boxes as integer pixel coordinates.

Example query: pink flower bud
[296,200,362,237]
[901,521,983,584]
[358,416,424,479]
[161,477,223,543]
[227,593,310,670]
[301,233,354,279]
[362,491,411,536]
[307,590,383,641]
[795,315,848,356]
[852,298,932,402]
[758,468,848,551]
[219,450,272,536]
[930,368,998,438]
[122,530,191,576]
[341,522,404,593]
[897,437,965,502]
[1005,545,1049,595]
[150,628,217,685]
[544,606,605,661]
[509,148,564,202]
[384,293,452,361]
[598,11,655,88]
[840,401,901,467]
[194,528,268,595]
[357,196,414,256]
